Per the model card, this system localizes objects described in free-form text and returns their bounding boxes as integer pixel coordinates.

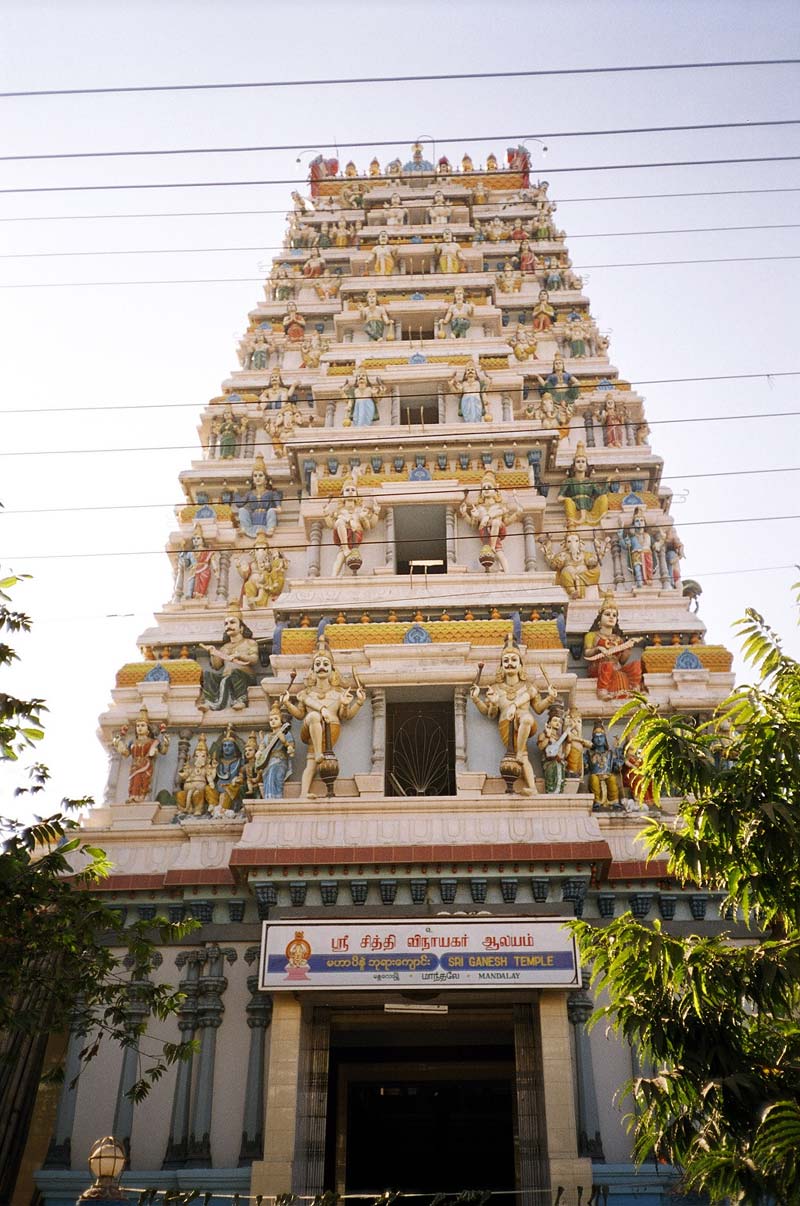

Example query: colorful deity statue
[559,443,609,527]
[340,371,387,427]
[236,456,283,536]
[495,262,522,294]
[435,229,465,274]
[537,355,579,407]
[322,474,382,574]
[255,702,295,798]
[448,363,492,422]
[517,239,538,273]
[371,230,397,276]
[302,249,326,279]
[486,217,507,243]
[259,368,296,411]
[282,301,307,342]
[248,328,272,371]
[383,193,407,226]
[469,635,558,795]
[459,472,523,573]
[300,330,330,369]
[111,707,170,802]
[280,638,367,796]
[266,398,313,456]
[526,390,571,435]
[600,394,626,447]
[537,705,571,794]
[565,313,588,358]
[173,528,219,602]
[532,289,556,332]
[439,286,473,338]
[428,189,452,226]
[538,530,609,599]
[269,263,295,302]
[360,289,393,342]
[510,323,537,361]
[585,721,622,809]
[208,726,247,817]
[236,532,287,609]
[175,734,216,816]
[564,705,592,779]
[211,405,244,459]
[197,603,260,712]
[583,594,644,700]
[622,508,656,587]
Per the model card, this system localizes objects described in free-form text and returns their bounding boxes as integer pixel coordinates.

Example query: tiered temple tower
[34,144,735,1206]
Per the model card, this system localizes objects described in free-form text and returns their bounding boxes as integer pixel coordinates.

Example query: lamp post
[77,1136,126,1202]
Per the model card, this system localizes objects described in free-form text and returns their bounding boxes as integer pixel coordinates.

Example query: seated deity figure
[486,217,507,243]
[537,355,580,407]
[383,193,407,226]
[300,330,330,369]
[448,363,492,422]
[175,735,217,816]
[315,222,333,249]
[559,443,609,527]
[470,634,558,795]
[259,368,296,411]
[333,218,354,247]
[323,475,381,574]
[526,389,570,435]
[236,532,287,609]
[197,603,260,712]
[371,230,397,275]
[583,594,643,701]
[208,726,247,816]
[538,530,609,599]
[532,289,556,332]
[302,249,326,279]
[438,286,473,338]
[254,702,295,798]
[340,371,387,427]
[173,527,219,602]
[495,262,522,294]
[111,707,170,802]
[510,323,537,362]
[460,472,523,573]
[266,398,313,456]
[237,456,283,536]
[435,229,465,273]
[428,189,452,226]
[280,638,367,796]
[282,302,307,343]
[360,289,393,341]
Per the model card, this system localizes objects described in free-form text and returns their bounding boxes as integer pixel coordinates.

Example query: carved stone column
[384,506,395,570]
[390,386,401,426]
[307,520,323,578]
[445,505,457,566]
[501,393,513,422]
[522,513,538,572]
[239,947,274,1166]
[610,531,625,587]
[437,386,446,424]
[370,689,386,776]
[112,953,163,1156]
[454,686,468,771]
[325,400,336,427]
[186,944,237,1167]
[162,950,204,1168]
[43,998,85,1168]
[174,729,192,791]
[215,550,231,602]
[567,973,605,1161]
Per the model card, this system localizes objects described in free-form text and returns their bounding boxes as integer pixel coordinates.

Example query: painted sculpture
[360,290,393,342]
[371,231,396,276]
[435,229,465,274]
[559,443,609,527]
[175,734,216,816]
[622,508,656,587]
[259,369,296,411]
[340,371,387,427]
[236,533,287,608]
[173,528,219,602]
[282,302,307,342]
[439,286,473,338]
[531,289,556,332]
[448,364,491,422]
[585,721,622,809]
[266,399,313,456]
[279,639,367,797]
[538,530,609,599]
[208,727,247,816]
[469,635,558,795]
[583,595,643,700]
[428,190,452,226]
[255,702,295,798]
[537,705,570,794]
[460,472,523,573]
[197,604,259,711]
[237,457,283,536]
[111,707,170,802]
[322,474,381,575]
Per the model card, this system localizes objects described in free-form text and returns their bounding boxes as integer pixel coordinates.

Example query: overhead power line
[4,154,800,195]
[4,222,800,260]
[3,58,798,99]
[3,186,799,224]
[3,252,799,288]
[4,117,800,162]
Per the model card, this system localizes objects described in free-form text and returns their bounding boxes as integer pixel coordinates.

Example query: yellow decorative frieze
[180,504,235,524]
[642,645,733,674]
[279,618,562,654]
[316,468,531,495]
[605,492,661,511]
[115,659,202,687]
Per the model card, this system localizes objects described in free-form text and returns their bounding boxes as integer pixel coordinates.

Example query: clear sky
[1,0,799,815]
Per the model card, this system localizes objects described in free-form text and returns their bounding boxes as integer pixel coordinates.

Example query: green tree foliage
[1,573,197,1101]
[574,590,800,1204]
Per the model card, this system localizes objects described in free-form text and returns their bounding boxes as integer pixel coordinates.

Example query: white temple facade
[32,145,734,1206]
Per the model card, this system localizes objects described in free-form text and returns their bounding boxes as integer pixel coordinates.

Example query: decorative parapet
[327,353,509,374]
[317,468,532,494]
[642,644,733,674]
[179,503,235,525]
[279,618,561,654]
[115,659,202,687]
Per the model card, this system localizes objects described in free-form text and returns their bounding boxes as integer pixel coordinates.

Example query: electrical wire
[4,222,800,259]
[5,117,800,161]
[4,251,800,287]
[3,57,798,99]
[5,512,800,563]
[3,186,800,223]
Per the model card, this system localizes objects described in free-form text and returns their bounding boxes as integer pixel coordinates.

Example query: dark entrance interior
[394,504,447,575]
[344,1071,515,1194]
[385,697,456,796]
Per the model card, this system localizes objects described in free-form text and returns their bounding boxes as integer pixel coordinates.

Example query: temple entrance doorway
[385,696,456,797]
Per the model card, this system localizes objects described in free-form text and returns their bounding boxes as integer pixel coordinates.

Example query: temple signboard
[259,918,580,991]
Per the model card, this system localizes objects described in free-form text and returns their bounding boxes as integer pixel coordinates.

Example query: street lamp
[78,1136,126,1201]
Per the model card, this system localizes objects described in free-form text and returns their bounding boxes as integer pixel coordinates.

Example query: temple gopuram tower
[33,144,734,1206]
